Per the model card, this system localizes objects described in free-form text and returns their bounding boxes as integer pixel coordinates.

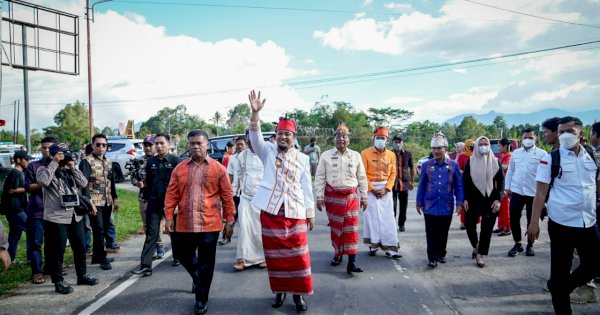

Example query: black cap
[143,135,155,145]
[392,135,403,141]
[49,143,69,156]
[13,150,34,161]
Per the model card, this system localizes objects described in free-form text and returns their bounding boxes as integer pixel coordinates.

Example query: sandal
[32,273,45,284]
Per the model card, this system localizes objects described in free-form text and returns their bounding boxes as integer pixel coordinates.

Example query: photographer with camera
[132,133,181,276]
[37,143,99,294]
[79,134,119,271]
[130,136,155,236]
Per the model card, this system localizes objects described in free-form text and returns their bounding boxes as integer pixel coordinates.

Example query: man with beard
[248,90,315,312]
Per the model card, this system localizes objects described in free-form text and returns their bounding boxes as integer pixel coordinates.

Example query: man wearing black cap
[37,143,98,294]
[1,150,33,262]
[391,135,414,232]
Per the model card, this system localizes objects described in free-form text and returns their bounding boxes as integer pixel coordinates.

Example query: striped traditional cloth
[261,208,313,295]
[324,184,359,257]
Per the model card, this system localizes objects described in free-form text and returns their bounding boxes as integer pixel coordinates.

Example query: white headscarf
[470,136,499,197]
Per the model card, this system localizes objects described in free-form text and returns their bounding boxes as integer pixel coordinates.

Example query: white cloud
[2,7,313,133]
[452,68,467,74]
[530,81,590,101]
[523,50,600,78]
[363,0,374,6]
[384,3,415,13]
[314,0,584,57]
[383,97,425,105]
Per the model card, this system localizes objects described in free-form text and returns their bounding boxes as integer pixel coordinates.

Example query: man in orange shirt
[361,126,401,258]
[164,129,236,315]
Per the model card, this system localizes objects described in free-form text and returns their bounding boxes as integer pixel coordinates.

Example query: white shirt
[227,153,241,196]
[314,148,368,201]
[249,123,315,219]
[536,145,599,228]
[233,149,264,200]
[505,146,547,196]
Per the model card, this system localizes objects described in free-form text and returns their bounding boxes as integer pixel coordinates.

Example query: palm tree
[210,111,223,136]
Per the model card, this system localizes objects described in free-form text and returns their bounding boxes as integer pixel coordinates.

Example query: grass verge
[0,188,141,295]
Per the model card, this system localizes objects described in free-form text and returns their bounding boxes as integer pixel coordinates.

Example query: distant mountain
[445,108,600,126]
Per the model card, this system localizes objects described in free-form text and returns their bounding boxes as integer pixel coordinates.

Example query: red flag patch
[540,160,548,165]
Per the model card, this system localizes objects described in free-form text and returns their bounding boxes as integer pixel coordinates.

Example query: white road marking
[391,259,404,273]
[421,303,433,315]
[78,250,173,315]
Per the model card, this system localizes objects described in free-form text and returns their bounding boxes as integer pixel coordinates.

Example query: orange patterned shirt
[164,157,236,233]
[360,147,397,192]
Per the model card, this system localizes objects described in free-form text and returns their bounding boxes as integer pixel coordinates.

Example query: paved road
[1,189,598,314]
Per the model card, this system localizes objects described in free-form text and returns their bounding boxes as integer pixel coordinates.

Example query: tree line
[12,100,593,159]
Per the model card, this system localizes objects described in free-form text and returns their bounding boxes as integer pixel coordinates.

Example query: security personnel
[528,116,600,315]
[504,128,547,257]
[132,133,181,276]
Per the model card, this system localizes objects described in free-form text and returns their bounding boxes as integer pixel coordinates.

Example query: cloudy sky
[2,0,599,133]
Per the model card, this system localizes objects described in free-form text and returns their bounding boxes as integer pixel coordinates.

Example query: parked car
[105,137,144,182]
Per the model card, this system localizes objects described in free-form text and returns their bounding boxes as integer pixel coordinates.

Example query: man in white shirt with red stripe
[528,116,600,315]
[248,90,314,313]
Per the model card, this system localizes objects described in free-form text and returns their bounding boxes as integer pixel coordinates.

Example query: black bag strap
[545,149,561,202]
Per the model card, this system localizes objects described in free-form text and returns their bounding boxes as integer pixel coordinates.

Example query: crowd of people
[0,90,599,315]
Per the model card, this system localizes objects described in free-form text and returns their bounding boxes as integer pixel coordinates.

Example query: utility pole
[86,0,94,140]
[22,25,30,150]
[86,0,112,140]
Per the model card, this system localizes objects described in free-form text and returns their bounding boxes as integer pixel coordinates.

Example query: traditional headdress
[276,115,297,133]
[334,123,350,136]
[430,131,448,147]
[373,126,389,137]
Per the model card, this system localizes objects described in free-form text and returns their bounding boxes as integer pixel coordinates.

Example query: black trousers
[424,214,453,262]
[509,193,534,245]
[172,231,219,303]
[140,202,165,268]
[392,190,409,228]
[465,197,498,256]
[89,205,112,263]
[44,217,87,283]
[547,220,600,315]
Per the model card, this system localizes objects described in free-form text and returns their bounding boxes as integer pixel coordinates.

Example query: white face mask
[522,138,535,148]
[374,139,386,150]
[478,145,490,155]
[393,143,402,150]
[559,132,579,150]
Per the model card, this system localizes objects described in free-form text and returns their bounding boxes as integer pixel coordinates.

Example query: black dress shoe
[77,274,99,285]
[271,293,286,308]
[194,301,208,314]
[437,257,446,264]
[293,295,308,312]
[428,261,438,268]
[347,261,363,274]
[172,259,181,266]
[55,281,74,294]
[330,256,342,266]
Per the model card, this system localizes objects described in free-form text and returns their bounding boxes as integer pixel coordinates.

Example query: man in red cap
[361,126,401,258]
[247,90,315,313]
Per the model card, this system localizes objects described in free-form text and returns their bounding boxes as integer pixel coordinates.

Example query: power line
[111,0,577,25]
[5,39,600,107]
[464,0,600,29]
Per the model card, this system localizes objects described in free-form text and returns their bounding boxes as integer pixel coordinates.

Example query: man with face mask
[391,135,414,232]
[505,128,547,257]
[361,126,401,259]
[248,90,315,312]
[528,116,600,314]
[416,132,464,268]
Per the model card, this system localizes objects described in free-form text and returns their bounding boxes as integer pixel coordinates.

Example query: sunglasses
[95,143,107,148]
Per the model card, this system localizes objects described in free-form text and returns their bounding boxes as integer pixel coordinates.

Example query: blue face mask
[374,139,386,150]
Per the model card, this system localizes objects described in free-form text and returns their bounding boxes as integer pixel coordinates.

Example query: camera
[126,157,146,185]
[60,194,80,208]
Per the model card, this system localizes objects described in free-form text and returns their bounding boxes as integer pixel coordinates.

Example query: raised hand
[249,90,266,112]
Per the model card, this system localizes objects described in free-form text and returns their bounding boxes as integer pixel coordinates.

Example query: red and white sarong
[324,184,359,257]
[261,208,313,295]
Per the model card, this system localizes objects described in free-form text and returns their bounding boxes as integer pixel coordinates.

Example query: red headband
[276,117,297,133]
[373,126,389,137]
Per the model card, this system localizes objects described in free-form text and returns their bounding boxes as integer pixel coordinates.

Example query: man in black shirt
[2,150,32,262]
[132,133,181,276]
